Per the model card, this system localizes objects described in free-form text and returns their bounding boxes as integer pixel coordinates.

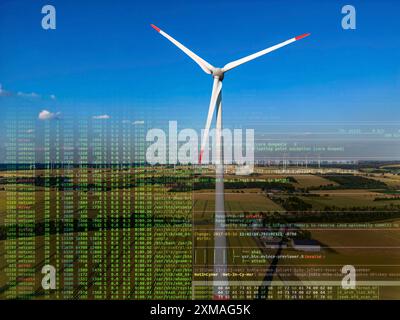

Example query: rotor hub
[212,68,224,80]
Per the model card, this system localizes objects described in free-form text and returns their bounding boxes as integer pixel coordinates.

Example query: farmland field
[1,164,400,299]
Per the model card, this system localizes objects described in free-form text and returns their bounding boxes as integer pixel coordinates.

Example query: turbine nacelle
[212,68,225,80]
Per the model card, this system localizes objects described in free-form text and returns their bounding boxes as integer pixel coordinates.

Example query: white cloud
[122,119,144,125]
[38,110,60,121]
[18,91,40,98]
[0,84,54,99]
[92,114,110,120]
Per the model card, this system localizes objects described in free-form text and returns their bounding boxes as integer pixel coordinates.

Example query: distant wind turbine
[151,23,310,299]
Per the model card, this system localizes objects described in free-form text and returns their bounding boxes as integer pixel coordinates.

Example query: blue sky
[0,0,399,160]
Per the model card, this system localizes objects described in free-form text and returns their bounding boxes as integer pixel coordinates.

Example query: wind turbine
[151,23,310,299]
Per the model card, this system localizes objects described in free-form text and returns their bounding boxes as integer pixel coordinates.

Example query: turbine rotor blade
[223,33,310,72]
[199,78,223,164]
[151,24,215,74]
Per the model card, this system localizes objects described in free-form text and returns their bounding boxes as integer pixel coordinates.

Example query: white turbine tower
[151,24,310,299]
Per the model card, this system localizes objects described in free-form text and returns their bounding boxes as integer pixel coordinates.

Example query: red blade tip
[199,150,204,164]
[150,24,160,32]
[295,33,311,40]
